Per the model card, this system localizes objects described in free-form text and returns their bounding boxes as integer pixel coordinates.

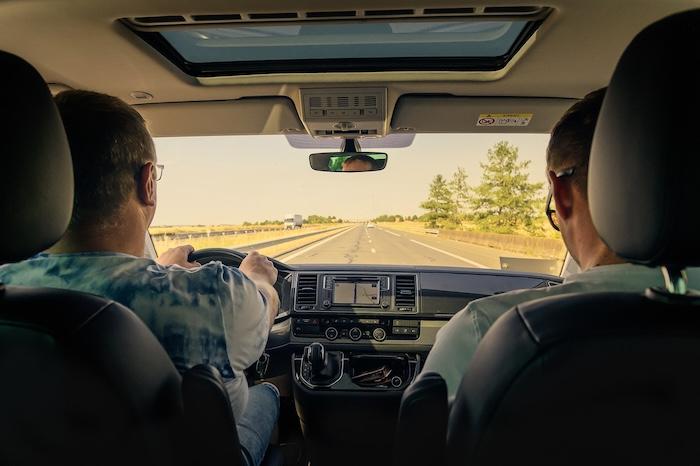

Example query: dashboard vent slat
[296,274,319,307]
[365,9,415,16]
[191,14,242,21]
[133,15,186,24]
[306,10,357,18]
[248,12,298,20]
[395,275,417,309]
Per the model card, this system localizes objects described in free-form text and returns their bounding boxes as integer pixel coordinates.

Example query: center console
[289,271,427,466]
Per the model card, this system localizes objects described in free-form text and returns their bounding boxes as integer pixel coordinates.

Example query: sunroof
[132,17,543,77]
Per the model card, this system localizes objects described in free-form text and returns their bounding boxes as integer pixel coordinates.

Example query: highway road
[276,224,536,270]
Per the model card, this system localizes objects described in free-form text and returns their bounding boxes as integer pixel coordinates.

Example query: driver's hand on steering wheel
[157,244,202,269]
[239,251,278,285]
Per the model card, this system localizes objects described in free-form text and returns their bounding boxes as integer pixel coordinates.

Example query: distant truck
[284,214,303,229]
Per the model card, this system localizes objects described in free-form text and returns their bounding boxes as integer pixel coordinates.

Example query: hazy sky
[152,133,551,226]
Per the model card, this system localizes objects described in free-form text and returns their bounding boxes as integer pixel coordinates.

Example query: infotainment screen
[333,281,379,305]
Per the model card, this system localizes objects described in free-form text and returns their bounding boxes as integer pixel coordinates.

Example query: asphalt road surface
[276,224,533,269]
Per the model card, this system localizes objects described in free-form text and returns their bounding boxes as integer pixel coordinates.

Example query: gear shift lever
[309,342,326,376]
[301,342,342,387]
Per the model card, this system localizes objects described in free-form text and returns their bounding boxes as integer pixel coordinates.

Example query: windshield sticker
[477,113,533,127]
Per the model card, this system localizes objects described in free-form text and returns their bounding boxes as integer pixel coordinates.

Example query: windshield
[150,134,566,275]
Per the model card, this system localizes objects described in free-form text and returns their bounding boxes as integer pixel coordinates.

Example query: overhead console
[300,88,388,137]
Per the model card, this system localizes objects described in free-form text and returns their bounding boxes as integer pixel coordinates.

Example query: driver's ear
[549,170,574,222]
[137,162,156,207]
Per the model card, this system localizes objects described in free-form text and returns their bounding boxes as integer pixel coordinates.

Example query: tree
[420,174,458,228]
[449,167,470,224]
[468,141,544,234]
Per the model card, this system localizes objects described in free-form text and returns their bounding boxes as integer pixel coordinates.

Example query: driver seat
[0,51,280,466]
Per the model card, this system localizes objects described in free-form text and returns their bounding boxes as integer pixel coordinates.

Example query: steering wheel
[188,247,287,270]
[187,248,291,324]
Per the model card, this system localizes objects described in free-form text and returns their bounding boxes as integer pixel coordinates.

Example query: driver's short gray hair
[54,90,155,230]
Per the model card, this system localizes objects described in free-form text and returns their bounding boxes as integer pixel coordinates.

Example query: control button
[366,108,378,116]
[372,327,387,342]
[348,327,362,341]
[407,328,419,335]
[380,298,390,308]
[325,327,339,341]
[322,299,331,308]
[393,319,419,328]
[309,109,323,118]
[326,109,339,117]
[391,376,403,388]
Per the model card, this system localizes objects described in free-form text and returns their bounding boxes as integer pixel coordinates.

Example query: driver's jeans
[236,383,280,466]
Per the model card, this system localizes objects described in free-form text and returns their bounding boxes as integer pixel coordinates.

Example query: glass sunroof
[160,19,529,63]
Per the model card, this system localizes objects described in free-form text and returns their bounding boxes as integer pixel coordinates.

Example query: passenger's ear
[549,170,574,222]
[137,162,156,207]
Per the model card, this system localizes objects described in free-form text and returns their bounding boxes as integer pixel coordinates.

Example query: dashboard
[280,264,561,351]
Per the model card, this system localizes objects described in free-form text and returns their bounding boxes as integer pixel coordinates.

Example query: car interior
[1,1,699,465]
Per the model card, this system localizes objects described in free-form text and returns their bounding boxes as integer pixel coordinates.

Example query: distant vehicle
[284,214,303,229]
[367,222,376,229]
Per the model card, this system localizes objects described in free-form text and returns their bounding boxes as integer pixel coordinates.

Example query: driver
[341,154,376,172]
[0,90,280,466]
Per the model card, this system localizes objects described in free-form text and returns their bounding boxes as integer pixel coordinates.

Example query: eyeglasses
[545,167,576,232]
[154,163,165,181]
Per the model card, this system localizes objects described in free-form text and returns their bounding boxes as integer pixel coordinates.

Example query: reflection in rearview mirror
[309,152,388,172]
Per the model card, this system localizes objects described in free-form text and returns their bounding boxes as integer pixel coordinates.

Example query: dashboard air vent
[133,15,186,24]
[192,14,242,21]
[306,10,357,18]
[296,274,319,307]
[248,12,298,19]
[483,6,542,14]
[395,275,417,309]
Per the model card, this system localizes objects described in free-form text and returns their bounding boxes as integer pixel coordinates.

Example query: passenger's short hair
[546,87,607,197]
[54,90,155,229]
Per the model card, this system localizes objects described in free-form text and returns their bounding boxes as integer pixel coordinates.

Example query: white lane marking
[278,226,357,262]
[410,239,487,268]
[371,248,377,254]
[381,229,401,237]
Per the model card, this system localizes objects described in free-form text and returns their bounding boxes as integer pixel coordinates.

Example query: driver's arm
[239,251,280,330]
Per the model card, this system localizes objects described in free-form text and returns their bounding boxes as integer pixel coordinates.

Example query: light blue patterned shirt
[0,252,269,419]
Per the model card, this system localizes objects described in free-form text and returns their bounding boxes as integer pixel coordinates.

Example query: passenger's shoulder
[466,286,554,323]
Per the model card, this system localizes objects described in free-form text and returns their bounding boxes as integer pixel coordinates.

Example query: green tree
[449,167,470,224]
[468,141,544,234]
[420,174,458,228]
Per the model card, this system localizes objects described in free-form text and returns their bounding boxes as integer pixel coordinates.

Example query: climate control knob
[325,327,339,341]
[348,327,362,341]
[372,327,387,342]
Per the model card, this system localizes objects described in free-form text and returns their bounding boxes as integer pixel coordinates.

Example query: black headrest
[589,9,700,268]
[0,51,73,263]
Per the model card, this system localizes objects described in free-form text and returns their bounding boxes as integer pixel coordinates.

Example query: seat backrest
[446,291,700,465]
[446,9,700,466]
[393,371,448,466]
[0,285,185,465]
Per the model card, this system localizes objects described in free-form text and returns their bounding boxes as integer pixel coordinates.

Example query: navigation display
[333,281,379,305]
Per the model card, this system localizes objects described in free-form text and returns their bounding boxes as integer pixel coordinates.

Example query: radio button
[349,327,362,341]
[372,328,387,342]
[325,327,339,341]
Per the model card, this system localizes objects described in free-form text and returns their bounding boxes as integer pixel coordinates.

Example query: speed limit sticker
[477,113,533,127]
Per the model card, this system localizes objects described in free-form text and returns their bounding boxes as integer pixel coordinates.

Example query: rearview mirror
[309,152,388,172]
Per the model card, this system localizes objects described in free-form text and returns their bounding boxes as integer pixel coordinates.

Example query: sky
[151,133,551,226]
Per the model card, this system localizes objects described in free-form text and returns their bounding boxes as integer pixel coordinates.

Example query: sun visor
[391,95,577,133]
[135,97,304,137]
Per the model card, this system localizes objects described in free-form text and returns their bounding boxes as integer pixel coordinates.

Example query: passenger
[422,87,698,401]
[0,90,279,466]
[341,154,376,172]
